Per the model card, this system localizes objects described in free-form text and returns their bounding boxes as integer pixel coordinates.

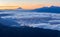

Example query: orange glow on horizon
[20,4,53,9]
[0,6,19,10]
[0,3,60,10]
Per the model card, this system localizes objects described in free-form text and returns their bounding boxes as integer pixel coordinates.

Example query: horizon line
[0,5,60,10]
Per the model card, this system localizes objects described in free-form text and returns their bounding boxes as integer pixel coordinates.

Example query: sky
[0,0,60,9]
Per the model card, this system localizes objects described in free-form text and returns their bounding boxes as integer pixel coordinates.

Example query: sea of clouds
[0,11,60,31]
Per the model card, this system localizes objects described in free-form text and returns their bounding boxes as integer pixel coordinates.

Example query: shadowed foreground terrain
[0,23,60,37]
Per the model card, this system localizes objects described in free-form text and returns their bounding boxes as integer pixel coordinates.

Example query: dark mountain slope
[0,23,60,37]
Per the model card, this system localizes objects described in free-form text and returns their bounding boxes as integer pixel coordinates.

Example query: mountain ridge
[32,6,60,13]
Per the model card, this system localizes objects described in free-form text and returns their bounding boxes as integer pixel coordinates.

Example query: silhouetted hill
[32,6,60,13]
[0,23,60,37]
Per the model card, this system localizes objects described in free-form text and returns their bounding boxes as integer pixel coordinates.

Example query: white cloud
[1,11,60,31]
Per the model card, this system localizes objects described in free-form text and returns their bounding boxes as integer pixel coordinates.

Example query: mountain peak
[16,7,23,10]
[18,7,22,9]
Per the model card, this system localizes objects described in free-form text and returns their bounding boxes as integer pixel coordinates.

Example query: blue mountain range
[32,6,60,13]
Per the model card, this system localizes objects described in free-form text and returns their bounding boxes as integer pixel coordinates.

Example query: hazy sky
[0,0,60,9]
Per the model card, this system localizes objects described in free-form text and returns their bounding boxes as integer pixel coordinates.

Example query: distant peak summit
[16,7,23,10]
[17,7,22,9]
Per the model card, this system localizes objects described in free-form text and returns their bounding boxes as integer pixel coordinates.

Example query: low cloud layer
[0,11,60,31]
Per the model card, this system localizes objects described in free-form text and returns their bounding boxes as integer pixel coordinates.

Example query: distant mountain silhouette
[32,6,60,13]
[16,7,23,10]
[0,23,60,37]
